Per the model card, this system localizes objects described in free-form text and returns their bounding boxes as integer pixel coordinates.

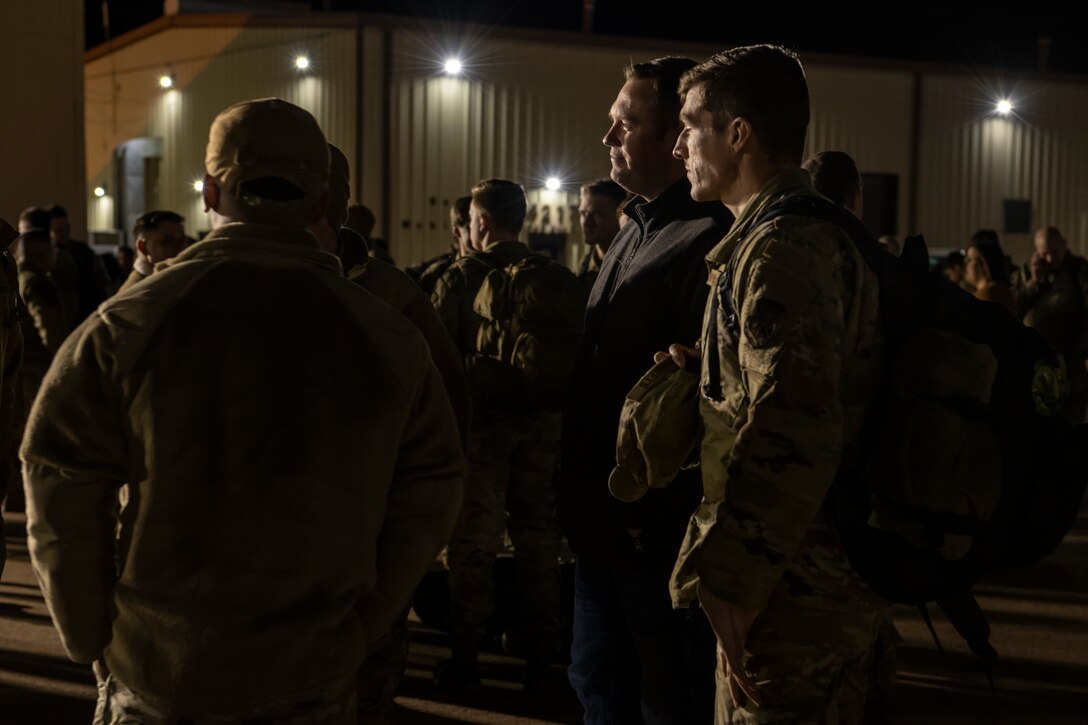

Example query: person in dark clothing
[49,204,108,321]
[19,207,80,329]
[803,150,863,218]
[576,178,626,292]
[560,56,732,725]
[408,197,472,295]
[1018,225,1088,421]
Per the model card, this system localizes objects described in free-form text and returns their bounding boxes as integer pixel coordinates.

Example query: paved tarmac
[1,503,1085,724]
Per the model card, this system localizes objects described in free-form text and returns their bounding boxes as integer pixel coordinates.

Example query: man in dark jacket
[560,56,732,725]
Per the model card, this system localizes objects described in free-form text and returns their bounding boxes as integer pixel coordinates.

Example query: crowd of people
[1,42,1085,725]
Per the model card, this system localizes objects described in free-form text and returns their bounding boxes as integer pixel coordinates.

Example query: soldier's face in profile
[603,79,681,197]
[675,86,735,204]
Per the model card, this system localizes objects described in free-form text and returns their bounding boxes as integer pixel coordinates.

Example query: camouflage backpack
[732,195,1088,669]
[465,254,587,412]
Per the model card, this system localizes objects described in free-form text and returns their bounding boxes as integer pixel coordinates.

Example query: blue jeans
[568,555,716,725]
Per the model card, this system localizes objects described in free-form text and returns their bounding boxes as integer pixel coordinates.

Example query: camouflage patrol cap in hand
[205,98,330,200]
[608,358,702,502]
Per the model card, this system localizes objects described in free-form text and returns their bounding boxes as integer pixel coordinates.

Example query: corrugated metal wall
[387,32,643,267]
[84,20,1088,272]
[85,26,358,240]
[805,66,915,238]
[917,74,1088,262]
[0,2,86,236]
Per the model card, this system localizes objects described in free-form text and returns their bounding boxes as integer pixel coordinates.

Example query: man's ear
[202,174,220,214]
[729,117,752,153]
[477,211,493,238]
[136,237,149,260]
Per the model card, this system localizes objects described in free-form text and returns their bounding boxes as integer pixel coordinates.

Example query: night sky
[87,1,1088,74]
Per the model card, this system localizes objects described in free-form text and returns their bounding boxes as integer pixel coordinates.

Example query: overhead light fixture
[444,58,463,76]
[93,185,107,198]
[996,99,1013,115]
[295,56,310,71]
[159,73,175,89]
[545,177,561,191]
[193,180,204,192]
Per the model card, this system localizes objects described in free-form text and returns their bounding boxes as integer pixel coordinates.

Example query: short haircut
[451,196,472,227]
[803,151,860,207]
[580,178,627,205]
[133,210,184,240]
[970,240,1010,285]
[471,178,527,235]
[680,44,810,164]
[48,204,68,219]
[624,56,697,131]
[969,229,1000,247]
[19,206,51,231]
[1037,226,1065,246]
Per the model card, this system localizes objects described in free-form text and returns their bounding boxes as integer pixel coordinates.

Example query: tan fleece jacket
[21,222,465,716]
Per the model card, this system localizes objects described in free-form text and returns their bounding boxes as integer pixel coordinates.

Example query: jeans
[568,554,716,725]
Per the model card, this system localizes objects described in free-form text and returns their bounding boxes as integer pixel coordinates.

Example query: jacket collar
[707,169,812,265]
[623,177,702,235]
[158,223,342,275]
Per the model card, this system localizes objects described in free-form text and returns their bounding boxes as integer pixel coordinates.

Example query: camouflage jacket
[671,170,885,614]
[431,240,530,359]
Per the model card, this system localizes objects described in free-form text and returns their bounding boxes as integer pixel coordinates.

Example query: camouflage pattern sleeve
[695,235,848,612]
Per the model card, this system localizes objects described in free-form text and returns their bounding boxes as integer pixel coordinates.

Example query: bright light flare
[93,186,106,198]
[159,74,175,89]
[295,56,310,70]
[996,99,1013,115]
[444,58,463,75]
[545,177,561,191]
[193,180,204,192]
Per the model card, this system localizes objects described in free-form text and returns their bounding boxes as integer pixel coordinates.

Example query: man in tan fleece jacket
[22,98,464,724]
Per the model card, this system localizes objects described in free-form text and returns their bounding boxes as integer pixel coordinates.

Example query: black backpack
[739,195,1088,666]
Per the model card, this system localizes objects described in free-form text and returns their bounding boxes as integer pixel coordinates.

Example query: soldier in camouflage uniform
[668,45,887,724]
[575,178,625,292]
[432,179,563,692]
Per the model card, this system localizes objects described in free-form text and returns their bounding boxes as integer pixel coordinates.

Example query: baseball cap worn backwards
[608,358,702,503]
[205,98,330,203]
